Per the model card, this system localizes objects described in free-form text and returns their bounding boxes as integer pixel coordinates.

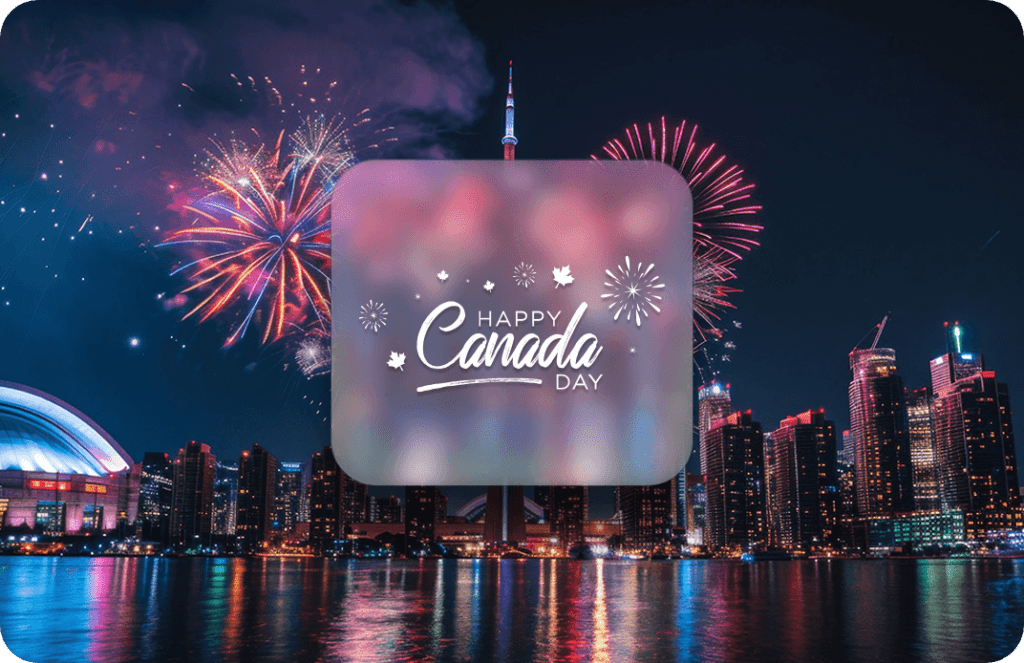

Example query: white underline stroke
[416,378,544,393]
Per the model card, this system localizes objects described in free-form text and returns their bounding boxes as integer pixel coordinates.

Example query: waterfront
[0,557,1021,663]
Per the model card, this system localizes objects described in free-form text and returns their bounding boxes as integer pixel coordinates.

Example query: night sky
[0,0,1021,519]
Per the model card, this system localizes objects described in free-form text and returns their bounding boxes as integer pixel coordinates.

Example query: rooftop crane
[850,313,890,355]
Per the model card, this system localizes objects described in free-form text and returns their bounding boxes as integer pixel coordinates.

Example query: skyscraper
[169,441,216,550]
[502,60,517,160]
[212,461,238,538]
[768,409,838,549]
[619,481,673,553]
[236,444,277,554]
[703,411,766,550]
[275,461,306,532]
[308,446,368,552]
[906,387,940,512]
[848,348,914,516]
[933,370,1020,537]
[372,495,402,524]
[405,486,447,542]
[548,486,586,552]
[929,322,983,394]
[684,474,706,546]
[698,381,732,475]
[137,452,173,545]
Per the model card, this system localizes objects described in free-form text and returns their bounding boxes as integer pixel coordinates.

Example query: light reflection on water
[0,557,1021,663]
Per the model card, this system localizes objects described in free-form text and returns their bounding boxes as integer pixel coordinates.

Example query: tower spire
[502,60,517,160]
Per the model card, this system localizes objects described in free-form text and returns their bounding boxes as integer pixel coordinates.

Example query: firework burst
[295,328,331,378]
[359,300,387,333]
[290,113,363,181]
[160,135,332,346]
[593,117,762,341]
[601,256,666,327]
[513,261,537,288]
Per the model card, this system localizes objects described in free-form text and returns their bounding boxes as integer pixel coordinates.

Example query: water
[0,557,1021,663]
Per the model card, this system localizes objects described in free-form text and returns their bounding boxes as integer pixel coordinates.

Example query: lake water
[0,557,1021,663]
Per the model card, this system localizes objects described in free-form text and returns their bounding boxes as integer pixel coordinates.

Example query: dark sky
[0,0,1021,519]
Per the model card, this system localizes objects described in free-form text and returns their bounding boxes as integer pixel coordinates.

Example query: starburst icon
[601,256,666,327]
[513,262,537,288]
[359,300,388,333]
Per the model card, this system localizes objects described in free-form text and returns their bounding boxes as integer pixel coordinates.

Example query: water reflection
[0,558,1020,663]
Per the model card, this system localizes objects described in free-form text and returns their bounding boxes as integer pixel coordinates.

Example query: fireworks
[593,117,762,258]
[290,114,362,181]
[160,135,333,346]
[593,117,762,340]
[513,261,536,288]
[295,329,331,378]
[601,256,665,327]
[359,300,388,333]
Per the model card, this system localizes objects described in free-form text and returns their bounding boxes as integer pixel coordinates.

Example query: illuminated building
[309,447,368,552]
[0,382,138,534]
[502,60,517,159]
[212,461,238,537]
[619,481,673,552]
[170,440,216,550]
[864,509,965,552]
[236,444,277,553]
[548,486,586,552]
[906,387,940,512]
[933,370,1020,538]
[533,486,550,521]
[704,411,766,550]
[405,485,447,541]
[929,322,983,394]
[137,452,174,544]
[684,474,706,546]
[698,381,732,475]
[848,348,914,516]
[275,461,306,531]
[840,430,856,466]
[371,495,402,524]
[768,409,838,549]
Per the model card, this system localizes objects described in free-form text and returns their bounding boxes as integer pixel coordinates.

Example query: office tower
[840,430,856,466]
[137,452,174,544]
[674,472,687,529]
[236,444,277,554]
[405,486,447,541]
[169,441,216,550]
[768,409,839,549]
[704,411,766,550]
[933,370,1020,537]
[698,381,732,474]
[341,469,368,526]
[373,495,403,524]
[212,462,238,537]
[684,474,706,546]
[837,459,856,519]
[848,348,914,516]
[309,447,342,552]
[906,388,940,512]
[548,486,586,551]
[762,431,781,547]
[275,461,305,531]
[929,322,983,394]
[619,481,673,553]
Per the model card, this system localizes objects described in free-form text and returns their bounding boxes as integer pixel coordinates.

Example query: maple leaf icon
[437,270,449,282]
[387,351,406,371]
[552,265,574,288]
[483,280,495,293]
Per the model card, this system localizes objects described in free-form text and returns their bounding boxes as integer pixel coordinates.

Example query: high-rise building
[169,441,216,550]
[548,486,586,552]
[619,481,673,553]
[236,444,277,554]
[502,60,517,160]
[768,409,838,549]
[212,462,238,537]
[929,322,983,394]
[698,381,732,475]
[684,474,706,546]
[137,452,174,545]
[372,495,402,524]
[933,370,1020,537]
[405,486,447,541]
[840,430,856,466]
[848,348,914,516]
[275,461,306,532]
[533,487,550,522]
[906,387,940,512]
[309,447,369,552]
[704,411,766,550]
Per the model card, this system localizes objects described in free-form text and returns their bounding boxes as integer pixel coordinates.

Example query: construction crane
[850,313,890,355]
